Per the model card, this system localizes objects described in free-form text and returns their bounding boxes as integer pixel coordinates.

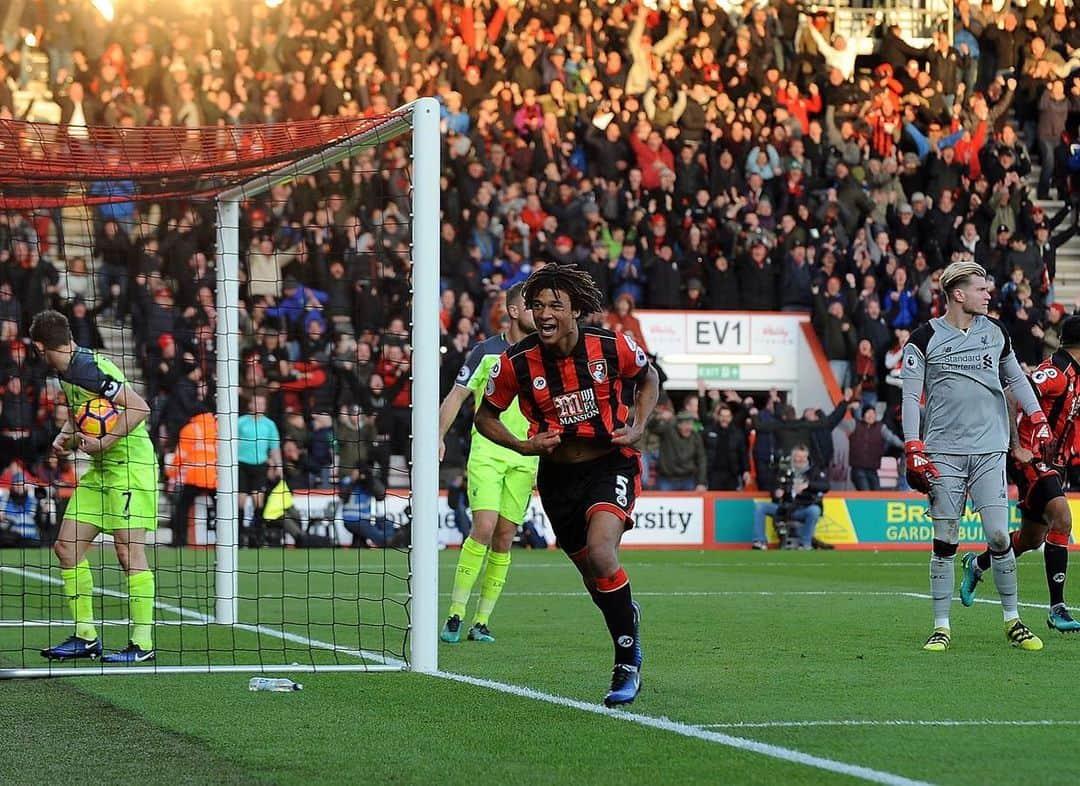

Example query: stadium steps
[1029,164,1080,306]
[830,5,943,45]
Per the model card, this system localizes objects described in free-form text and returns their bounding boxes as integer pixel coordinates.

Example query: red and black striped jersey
[1018,350,1080,465]
[484,326,651,442]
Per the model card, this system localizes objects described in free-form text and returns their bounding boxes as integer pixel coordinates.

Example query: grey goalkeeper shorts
[927,452,1008,521]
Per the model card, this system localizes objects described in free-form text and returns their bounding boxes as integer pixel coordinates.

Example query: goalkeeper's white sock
[930,553,955,630]
[991,546,1019,621]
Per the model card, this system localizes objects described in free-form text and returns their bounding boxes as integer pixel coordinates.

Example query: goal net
[0,99,440,677]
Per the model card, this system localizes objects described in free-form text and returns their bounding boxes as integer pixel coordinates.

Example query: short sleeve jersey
[1017,350,1080,464]
[455,333,535,467]
[237,414,281,466]
[484,326,650,443]
[60,346,155,469]
[901,315,1013,454]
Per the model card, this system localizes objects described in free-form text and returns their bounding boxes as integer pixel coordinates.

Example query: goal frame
[214,96,440,675]
[0,97,441,679]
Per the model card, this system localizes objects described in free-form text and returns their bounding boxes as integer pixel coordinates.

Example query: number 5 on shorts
[615,475,629,508]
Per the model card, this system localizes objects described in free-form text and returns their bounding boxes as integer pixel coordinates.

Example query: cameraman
[338,470,396,548]
[750,444,830,550]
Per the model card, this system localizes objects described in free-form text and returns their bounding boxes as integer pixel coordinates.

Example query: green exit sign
[698,364,740,380]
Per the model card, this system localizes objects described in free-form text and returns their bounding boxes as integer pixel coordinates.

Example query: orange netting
[0,112,409,209]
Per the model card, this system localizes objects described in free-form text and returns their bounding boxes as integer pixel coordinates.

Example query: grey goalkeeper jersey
[901,315,1042,454]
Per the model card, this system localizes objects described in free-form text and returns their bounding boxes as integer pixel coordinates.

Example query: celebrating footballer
[475,264,659,707]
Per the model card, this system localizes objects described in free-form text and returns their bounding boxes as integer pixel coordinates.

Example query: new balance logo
[617,636,635,648]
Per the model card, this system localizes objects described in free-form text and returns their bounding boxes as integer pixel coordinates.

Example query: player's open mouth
[538,322,557,338]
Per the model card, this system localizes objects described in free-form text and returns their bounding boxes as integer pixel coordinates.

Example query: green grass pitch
[2,548,1080,785]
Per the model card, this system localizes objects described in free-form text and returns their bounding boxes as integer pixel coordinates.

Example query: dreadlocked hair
[522,264,606,317]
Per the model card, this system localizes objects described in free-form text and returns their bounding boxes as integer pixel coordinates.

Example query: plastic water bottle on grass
[248,677,303,692]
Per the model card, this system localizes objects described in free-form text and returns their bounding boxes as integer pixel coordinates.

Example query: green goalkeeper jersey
[455,333,536,468]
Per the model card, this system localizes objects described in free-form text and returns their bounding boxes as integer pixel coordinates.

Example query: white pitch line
[0,619,206,627]
[466,590,932,598]
[436,671,931,786]
[701,720,1080,729]
[4,566,929,784]
[2,577,1061,610]
[510,561,932,569]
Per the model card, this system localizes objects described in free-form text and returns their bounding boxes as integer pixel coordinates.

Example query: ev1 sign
[633,311,808,389]
[691,316,749,352]
[633,313,753,358]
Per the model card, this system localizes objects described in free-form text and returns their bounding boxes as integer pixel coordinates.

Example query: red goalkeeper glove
[905,440,940,494]
[1029,411,1054,459]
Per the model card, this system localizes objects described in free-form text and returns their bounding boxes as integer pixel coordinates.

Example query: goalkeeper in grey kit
[901,261,1054,653]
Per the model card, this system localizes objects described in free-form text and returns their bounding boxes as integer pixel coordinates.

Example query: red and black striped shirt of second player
[1017,350,1080,466]
[484,326,651,445]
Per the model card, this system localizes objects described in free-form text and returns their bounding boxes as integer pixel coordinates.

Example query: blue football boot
[1048,605,1080,633]
[467,623,495,643]
[40,635,103,661]
[604,664,642,708]
[440,614,463,643]
[102,641,156,663]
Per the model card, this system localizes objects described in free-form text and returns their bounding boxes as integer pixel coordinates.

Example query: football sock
[930,549,955,630]
[473,549,510,626]
[62,560,97,642]
[594,568,637,666]
[448,536,488,620]
[977,531,1022,575]
[1045,530,1070,609]
[128,569,155,650]
[990,545,1019,621]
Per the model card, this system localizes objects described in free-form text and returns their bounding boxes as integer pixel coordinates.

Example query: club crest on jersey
[533,377,547,390]
[589,359,607,382]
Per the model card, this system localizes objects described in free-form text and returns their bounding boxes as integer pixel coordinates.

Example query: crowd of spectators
[3,0,1080,544]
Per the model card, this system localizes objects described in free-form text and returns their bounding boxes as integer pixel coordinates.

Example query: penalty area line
[434,670,932,786]
[700,719,1080,729]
